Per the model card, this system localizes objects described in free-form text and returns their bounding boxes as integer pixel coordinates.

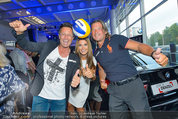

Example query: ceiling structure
[0,0,119,35]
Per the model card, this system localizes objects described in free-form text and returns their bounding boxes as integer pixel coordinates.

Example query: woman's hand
[81,64,95,79]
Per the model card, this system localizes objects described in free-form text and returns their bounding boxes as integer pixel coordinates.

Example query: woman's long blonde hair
[75,38,96,70]
[0,43,10,68]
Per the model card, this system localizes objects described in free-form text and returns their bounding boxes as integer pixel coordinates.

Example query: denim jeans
[31,96,66,119]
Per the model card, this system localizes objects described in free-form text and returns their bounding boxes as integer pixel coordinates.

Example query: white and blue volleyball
[73,19,91,38]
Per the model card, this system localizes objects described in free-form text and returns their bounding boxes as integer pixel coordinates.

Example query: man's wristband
[151,50,156,59]
[16,32,24,35]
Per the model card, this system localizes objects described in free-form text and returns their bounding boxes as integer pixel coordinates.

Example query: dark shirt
[94,34,137,82]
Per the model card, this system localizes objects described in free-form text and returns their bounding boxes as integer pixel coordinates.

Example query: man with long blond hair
[91,19,168,119]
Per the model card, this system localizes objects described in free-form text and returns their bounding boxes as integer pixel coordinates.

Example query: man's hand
[9,20,30,35]
[82,64,95,79]
[71,69,80,87]
[100,80,107,89]
[152,48,168,66]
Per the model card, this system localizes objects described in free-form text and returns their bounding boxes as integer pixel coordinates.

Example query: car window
[133,53,161,69]
[133,55,146,65]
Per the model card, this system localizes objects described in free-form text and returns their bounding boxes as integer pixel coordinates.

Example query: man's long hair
[91,19,111,39]
[91,20,112,52]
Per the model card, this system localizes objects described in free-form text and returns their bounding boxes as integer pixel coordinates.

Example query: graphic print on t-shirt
[46,58,65,83]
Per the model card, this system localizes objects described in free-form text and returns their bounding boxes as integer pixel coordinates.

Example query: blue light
[7,12,12,16]
[57,5,63,11]
[53,6,108,14]
[69,21,73,24]
[91,1,96,7]
[102,0,108,5]
[26,9,31,14]
[36,8,42,13]
[68,3,74,9]
[79,2,85,8]
[46,35,52,39]
[47,6,52,12]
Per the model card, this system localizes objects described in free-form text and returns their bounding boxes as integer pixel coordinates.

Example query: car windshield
[134,53,161,69]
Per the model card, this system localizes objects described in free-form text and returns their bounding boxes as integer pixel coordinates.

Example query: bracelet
[151,50,156,59]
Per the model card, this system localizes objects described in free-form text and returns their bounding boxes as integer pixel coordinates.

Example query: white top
[39,47,68,100]
[68,57,97,108]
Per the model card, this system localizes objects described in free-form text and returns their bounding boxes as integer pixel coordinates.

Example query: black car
[100,51,178,111]
[130,51,178,111]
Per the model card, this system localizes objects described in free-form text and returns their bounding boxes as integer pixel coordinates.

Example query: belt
[110,75,139,86]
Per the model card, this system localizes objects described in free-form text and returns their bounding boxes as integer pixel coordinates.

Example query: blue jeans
[32,96,66,119]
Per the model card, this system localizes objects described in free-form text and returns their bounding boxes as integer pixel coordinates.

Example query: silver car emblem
[165,72,170,79]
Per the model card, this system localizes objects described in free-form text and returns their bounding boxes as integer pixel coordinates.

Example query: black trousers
[107,77,153,119]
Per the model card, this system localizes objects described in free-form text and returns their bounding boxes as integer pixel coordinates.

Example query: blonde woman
[0,43,25,115]
[68,38,96,119]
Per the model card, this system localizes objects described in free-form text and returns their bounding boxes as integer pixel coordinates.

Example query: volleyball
[73,19,91,38]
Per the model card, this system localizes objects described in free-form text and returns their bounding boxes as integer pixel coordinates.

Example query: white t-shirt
[39,47,68,100]
[68,57,97,108]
